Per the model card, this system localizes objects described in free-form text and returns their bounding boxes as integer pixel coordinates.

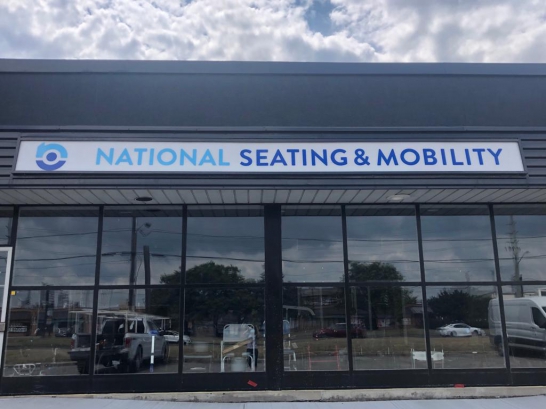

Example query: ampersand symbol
[354,149,370,166]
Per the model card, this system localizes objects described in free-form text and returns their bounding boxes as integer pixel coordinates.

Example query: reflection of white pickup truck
[69,315,168,373]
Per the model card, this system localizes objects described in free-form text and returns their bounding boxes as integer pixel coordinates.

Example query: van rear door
[531,307,546,351]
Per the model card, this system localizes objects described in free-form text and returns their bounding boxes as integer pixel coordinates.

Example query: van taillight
[125,337,132,348]
[70,338,75,349]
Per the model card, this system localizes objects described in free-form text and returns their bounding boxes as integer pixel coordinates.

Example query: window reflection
[282,206,343,282]
[183,288,264,373]
[421,206,495,282]
[500,286,546,368]
[283,286,347,371]
[495,205,546,283]
[0,207,13,245]
[427,286,504,369]
[3,290,93,376]
[13,208,99,286]
[350,286,425,370]
[93,289,180,374]
[347,206,420,282]
[1,252,8,327]
[101,207,182,285]
[186,206,264,283]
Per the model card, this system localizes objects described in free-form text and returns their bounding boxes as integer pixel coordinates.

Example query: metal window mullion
[0,205,18,382]
[264,204,283,389]
[489,204,512,376]
[341,205,354,374]
[416,204,433,374]
[179,204,187,377]
[89,205,104,383]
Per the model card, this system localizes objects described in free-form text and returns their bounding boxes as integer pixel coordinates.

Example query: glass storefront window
[3,289,93,376]
[346,206,420,282]
[183,288,264,373]
[0,207,13,245]
[421,205,496,282]
[283,286,347,371]
[282,206,343,283]
[101,207,183,285]
[186,206,264,284]
[0,251,8,322]
[500,286,546,368]
[94,288,180,374]
[13,207,99,286]
[495,205,546,283]
[427,286,504,369]
[350,286,425,370]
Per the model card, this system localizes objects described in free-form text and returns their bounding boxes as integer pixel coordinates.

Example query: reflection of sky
[496,215,546,282]
[101,217,182,285]
[347,216,420,282]
[13,216,98,286]
[282,216,344,282]
[98,289,146,310]
[421,215,496,282]
[186,217,264,282]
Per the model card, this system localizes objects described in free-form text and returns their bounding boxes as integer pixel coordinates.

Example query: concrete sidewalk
[1,396,546,409]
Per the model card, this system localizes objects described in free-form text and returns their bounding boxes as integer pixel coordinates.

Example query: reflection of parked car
[489,297,546,356]
[162,330,191,345]
[313,323,366,339]
[438,323,484,337]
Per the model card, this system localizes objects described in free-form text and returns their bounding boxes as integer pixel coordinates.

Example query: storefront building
[0,60,546,394]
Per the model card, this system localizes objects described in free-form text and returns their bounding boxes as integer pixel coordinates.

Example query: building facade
[0,60,546,394]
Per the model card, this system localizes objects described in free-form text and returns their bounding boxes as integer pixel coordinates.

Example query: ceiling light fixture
[387,194,411,202]
[135,196,153,202]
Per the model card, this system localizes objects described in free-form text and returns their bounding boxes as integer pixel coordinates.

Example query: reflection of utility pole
[144,245,151,313]
[319,287,324,329]
[506,216,528,298]
[128,217,137,310]
[367,286,372,332]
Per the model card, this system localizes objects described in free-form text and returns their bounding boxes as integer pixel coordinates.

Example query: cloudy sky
[1,0,545,62]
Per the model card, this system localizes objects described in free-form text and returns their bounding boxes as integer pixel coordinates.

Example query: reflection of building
[8,307,92,337]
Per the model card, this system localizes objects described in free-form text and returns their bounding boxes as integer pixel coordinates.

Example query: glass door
[0,247,13,371]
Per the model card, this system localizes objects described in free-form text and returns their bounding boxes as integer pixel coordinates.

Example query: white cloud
[0,0,544,62]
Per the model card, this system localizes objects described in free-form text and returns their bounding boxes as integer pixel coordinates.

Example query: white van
[489,297,546,356]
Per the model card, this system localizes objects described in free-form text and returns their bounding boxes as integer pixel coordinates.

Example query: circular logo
[35,143,68,171]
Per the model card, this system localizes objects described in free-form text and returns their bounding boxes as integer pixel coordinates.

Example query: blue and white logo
[35,143,68,171]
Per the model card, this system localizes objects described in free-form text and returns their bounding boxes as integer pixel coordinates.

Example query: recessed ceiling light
[135,196,153,202]
[387,194,411,202]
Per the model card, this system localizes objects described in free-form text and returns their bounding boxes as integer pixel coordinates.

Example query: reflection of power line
[22,227,546,244]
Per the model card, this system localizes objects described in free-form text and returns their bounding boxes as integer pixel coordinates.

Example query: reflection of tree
[149,288,180,329]
[427,289,490,328]
[348,262,417,330]
[155,262,263,335]
[349,261,405,282]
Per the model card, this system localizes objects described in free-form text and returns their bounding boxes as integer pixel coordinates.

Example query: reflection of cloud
[347,215,420,281]
[14,216,98,286]
[282,216,343,282]
[186,217,264,281]
[496,215,546,282]
[421,215,496,282]
[100,217,182,285]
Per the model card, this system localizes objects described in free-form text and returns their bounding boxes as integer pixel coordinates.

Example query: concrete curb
[7,386,546,403]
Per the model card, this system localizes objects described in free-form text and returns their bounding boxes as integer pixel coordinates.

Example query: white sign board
[15,141,525,173]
